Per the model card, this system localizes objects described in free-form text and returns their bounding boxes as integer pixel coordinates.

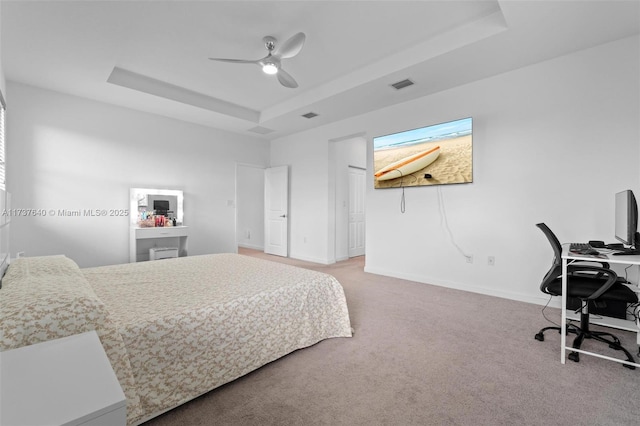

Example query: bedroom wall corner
[270,132,332,264]
[6,82,270,267]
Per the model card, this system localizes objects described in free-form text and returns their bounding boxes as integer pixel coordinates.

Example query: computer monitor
[614,189,638,248]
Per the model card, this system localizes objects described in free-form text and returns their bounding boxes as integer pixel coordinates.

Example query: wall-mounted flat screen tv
[373,117,472,188]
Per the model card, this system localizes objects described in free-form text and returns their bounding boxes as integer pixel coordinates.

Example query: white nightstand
[0,331,126,426]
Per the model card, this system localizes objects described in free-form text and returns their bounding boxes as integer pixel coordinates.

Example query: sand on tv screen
[373,117,472,188]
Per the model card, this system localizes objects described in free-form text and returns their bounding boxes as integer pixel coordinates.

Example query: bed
[0,253,352,425]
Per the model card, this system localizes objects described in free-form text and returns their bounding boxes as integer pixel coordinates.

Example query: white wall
[271,35,640,304]
[6,82,269,267]
[236,163,265,250]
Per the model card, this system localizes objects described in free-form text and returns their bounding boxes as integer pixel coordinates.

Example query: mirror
[130,188,184,227]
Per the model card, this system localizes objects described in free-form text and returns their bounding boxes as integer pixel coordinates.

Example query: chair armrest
[567,264,618,300]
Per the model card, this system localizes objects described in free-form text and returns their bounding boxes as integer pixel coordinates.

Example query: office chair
[534,223,638,368]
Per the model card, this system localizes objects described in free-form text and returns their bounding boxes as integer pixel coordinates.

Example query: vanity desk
[129,225,189,262]
[129,188,187,263]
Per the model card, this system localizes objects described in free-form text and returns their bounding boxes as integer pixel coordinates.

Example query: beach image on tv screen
[373,117,472,188]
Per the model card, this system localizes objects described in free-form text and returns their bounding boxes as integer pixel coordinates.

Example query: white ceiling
[2,1,639,140]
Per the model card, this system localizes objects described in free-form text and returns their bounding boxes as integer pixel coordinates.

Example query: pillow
[0,255,144,424]
[0,255,107,348]
[2,255,82,285]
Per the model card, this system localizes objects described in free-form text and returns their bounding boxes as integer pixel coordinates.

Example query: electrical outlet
[466,255,473,263]
[488,256,495,266]
[16,251,25,258]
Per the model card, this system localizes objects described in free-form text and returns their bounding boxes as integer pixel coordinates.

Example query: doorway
[235,164,265,252]
[331,135,367,262]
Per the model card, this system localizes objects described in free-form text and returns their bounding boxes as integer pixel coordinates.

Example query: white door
[264,165,289,257]
[348,166,366,257]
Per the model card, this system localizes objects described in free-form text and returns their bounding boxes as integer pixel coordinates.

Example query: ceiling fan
[209,32,306,88]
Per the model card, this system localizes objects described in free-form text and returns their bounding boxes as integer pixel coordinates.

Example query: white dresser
[0,331,126,426]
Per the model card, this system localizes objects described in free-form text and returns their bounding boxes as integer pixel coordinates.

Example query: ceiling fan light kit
[262,62,278,75]
[209,32,305,88]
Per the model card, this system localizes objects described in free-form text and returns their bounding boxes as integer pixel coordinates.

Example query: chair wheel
[535,332,544,342]
[623,364,636,370]
[568,352,580,362]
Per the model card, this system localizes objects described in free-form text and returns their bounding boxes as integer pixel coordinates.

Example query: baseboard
[289,253,333,265]
[363,265,551,307]
[237,243,264,251]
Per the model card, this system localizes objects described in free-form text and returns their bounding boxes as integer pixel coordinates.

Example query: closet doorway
[331,135,367,262]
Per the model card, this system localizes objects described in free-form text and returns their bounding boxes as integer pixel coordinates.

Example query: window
[0,91,5,191]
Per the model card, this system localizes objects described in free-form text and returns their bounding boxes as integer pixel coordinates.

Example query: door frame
[329,133,368,263]
[235,163,266,253]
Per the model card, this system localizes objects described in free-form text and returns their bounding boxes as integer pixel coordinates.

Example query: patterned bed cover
[83,253,352,424]
[0,254,351,425]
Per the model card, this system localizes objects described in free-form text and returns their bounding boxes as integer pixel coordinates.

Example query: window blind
[0,91,5,191]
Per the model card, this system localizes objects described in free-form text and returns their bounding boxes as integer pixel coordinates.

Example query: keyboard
[570,243,593,251]
[569,243,599,255]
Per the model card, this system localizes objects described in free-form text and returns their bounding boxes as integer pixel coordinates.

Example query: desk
[561,246,640,368]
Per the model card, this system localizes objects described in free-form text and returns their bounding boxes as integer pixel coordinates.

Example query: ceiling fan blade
[277,68,298,88]
[208,57,260,64]
[274,32,306,59]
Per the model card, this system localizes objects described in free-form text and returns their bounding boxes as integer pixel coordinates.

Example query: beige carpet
[143,249,640,425]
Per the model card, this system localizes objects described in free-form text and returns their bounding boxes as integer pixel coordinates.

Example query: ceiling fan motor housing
[263,36,277,51]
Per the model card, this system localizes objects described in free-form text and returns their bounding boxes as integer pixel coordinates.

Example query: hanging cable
[437,186,471,259]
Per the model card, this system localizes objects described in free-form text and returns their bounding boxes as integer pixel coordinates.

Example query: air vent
[390,79,414,90]
[248,126,274,135]
[301,112,319,119]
